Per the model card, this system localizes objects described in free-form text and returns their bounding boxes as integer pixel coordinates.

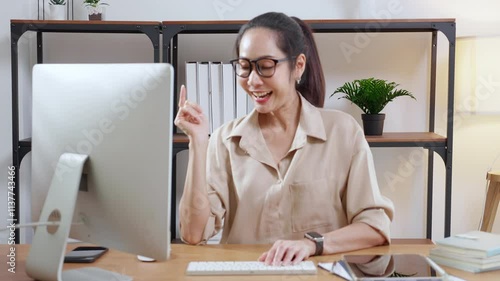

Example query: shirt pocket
[289,178,334,232]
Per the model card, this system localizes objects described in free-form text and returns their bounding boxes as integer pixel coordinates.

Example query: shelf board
[161,18,456,35]
[162,18,454,25]
[10,20,162,34]
[17,133,446,151]
[11,19,161,26]
[19,138,31,147]
[173,132,446,149]
[366,132,446,147]
[173,133,189,144]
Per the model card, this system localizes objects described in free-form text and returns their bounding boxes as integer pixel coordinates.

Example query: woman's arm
[321,222,386,254]
[175,85,211,245]
[260,123,392,264]
[259,222,386,265]
[178,138,211,244]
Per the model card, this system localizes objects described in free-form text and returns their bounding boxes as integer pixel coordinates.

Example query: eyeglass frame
[229,56,296,78]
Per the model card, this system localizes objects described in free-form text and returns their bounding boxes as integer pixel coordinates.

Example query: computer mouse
[137,255,156,262]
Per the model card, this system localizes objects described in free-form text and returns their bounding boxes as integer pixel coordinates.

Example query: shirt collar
[227,93,327,148]
[297,94,327,141]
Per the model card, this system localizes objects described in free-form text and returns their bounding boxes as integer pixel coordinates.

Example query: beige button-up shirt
[200,94,394,244]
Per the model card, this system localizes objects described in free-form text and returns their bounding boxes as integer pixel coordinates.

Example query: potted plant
[83,0,109,21]
[48,0,67,20]
[331,78,416,135]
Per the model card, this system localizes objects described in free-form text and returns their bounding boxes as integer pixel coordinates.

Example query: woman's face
[237,28,301,114]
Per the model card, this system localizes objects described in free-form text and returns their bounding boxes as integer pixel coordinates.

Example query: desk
[2,242,499,281]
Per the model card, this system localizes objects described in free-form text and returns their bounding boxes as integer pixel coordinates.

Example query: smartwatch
[304,232,324,256]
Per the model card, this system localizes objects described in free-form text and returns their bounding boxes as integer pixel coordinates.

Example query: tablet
[338,254,448,281]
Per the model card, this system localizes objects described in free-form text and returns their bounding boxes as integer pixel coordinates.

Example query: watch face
[307,232,322,239]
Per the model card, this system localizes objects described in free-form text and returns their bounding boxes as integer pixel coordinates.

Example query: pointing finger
[178,85,187,107]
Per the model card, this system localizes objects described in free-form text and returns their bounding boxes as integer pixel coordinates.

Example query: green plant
[49,0,66,5]
[83,0,109,8]
[331,78,415,114]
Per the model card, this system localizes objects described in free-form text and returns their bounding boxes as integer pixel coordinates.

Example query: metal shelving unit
[161,19,456,240]
[10,19,162,243]
[10,19,456,243]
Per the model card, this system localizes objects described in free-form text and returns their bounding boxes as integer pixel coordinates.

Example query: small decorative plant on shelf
[49,0,66,4]
[331,78,416,135]
[48,0,67,20]
[83,0,109,21]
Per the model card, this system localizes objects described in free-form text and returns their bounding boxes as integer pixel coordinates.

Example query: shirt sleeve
[198,127,231,244]
[344,128,395,244]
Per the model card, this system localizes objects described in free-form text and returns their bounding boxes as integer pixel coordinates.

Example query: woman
[174,12,394,266]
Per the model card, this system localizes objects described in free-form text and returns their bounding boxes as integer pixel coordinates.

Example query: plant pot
[361,113,385,135]
[86,5,106,21]
[88,13,102,20]
[49,5,67,20]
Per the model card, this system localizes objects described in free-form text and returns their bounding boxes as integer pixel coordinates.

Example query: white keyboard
[186,261,317,275]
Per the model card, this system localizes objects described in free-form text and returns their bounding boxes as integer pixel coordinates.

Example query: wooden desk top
[2,243,499,280]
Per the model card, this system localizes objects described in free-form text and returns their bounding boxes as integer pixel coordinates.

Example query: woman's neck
[259,91,301,133]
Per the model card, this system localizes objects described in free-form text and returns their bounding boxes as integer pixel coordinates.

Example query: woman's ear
[294,53,306,80]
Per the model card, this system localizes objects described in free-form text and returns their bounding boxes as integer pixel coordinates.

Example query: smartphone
[64,246,108,263]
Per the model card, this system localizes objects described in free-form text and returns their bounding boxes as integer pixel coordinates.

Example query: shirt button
[277,179,282,184]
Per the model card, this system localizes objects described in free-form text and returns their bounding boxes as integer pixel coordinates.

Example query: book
[221,63,235,124]
[209,62,223,132]
[429,254,500,273]
[430,247,500,265]
[197,62,210,130]
[185,62,197,103]
[235,80,247,119]
[433,231,500,258]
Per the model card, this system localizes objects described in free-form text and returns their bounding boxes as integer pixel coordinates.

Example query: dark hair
[234,12,325,107]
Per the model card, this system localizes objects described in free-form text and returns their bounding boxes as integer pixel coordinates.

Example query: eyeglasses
[229,57,295,78]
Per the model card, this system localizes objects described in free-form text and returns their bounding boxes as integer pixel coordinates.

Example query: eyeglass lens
[232,58,281,78]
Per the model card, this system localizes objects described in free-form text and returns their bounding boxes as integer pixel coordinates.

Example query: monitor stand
[26,153,132,281]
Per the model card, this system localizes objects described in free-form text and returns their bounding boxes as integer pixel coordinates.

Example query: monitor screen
[28,63,174,279]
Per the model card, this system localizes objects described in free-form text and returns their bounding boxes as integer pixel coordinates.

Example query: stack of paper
[429,230,500,273]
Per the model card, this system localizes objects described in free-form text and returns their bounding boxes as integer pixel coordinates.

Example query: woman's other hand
[258,239,315,266]
[174,85,209,142]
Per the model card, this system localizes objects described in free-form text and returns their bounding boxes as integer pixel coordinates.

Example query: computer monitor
[29,63,174,280]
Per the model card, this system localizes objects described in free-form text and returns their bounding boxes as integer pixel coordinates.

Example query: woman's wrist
[302,238,317,256]
[188,135,209,149]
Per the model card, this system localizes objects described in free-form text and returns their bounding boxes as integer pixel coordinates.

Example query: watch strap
[305,232,324,256]
[314,237,323,256]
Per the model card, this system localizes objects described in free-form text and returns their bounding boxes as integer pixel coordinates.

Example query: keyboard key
[185,261,317,275]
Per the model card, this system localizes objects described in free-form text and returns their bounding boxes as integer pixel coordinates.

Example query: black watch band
[304,232,324,256]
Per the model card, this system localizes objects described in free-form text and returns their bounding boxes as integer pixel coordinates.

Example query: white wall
[1,0,500,244]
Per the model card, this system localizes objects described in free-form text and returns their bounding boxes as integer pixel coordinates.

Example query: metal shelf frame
[161,19,456,240]
[10,20,162,244]
[10,18,455,244]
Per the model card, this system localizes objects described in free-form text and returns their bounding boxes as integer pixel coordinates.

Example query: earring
[296,78,301,85]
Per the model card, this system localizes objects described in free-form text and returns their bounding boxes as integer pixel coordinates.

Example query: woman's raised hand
[174,85,209,142]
